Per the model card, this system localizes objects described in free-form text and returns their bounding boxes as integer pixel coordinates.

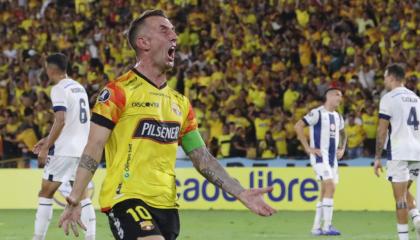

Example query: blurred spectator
[217,124,232,159]
[258,131,277,159]
[229,127,247,158]
[227,108,250,130]
[272,121,287,157]
[253,110,271,141]
[345,114,365,159]
[361,105,378,157]
[283,82,300,112]
[207,110,223,143]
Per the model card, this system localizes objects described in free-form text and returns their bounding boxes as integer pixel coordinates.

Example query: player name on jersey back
[379,87,420,161]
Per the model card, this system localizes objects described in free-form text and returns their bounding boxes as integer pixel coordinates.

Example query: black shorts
[107,198,180,240]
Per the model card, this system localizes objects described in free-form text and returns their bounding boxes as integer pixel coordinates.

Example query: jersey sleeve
[91,82,126,130]
[179,100,205,153]
[379,95,392,120]
[302,109,320,126]
[50,86,67,112]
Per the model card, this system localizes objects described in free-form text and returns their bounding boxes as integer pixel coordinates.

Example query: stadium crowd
[0,0,419,165]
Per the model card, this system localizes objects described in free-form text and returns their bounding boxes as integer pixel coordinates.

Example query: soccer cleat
[413,216,420,239]
[322,225,341,236]
[413,216,420,230]
[311,228,323,236]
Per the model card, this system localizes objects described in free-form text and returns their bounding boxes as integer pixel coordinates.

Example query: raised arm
[188,146,276,216]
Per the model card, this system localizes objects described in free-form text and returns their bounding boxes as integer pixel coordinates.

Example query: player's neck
[323,104,336,112]
[389,83,404,91]
[134,62,167,88]
[52,74,68,83]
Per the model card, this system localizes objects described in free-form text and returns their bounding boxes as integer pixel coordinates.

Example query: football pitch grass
[0,209,413,239]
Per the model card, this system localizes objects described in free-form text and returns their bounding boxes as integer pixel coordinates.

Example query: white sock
[33,197,53,240]
[312,201,323,230]
[322,198,334,230]
[397,224,409,240]
[81,198,96,240]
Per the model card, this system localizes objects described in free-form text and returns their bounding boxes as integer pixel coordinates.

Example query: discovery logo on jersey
[133,119,180,143]
[131,102,160,108]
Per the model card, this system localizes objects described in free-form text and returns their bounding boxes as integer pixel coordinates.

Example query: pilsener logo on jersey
[133,119,180,144]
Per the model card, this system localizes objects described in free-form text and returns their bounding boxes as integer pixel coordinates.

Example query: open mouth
[167,46,176,61]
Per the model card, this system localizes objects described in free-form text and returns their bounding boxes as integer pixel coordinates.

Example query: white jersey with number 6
[50,78,90,157]
[379,86,420,161]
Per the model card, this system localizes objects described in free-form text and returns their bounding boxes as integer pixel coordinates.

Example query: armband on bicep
[181,130,205,154]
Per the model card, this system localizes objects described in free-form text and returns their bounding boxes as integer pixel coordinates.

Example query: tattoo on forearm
[201,168,224,187]
[338,129,346,149]
[79,154,99,174]
[375,127,387,159]
[188,147,244,197]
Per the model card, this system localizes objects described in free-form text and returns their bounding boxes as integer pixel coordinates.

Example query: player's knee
[38,188,55,198]
[137,236,165,240]
[322,181,335,194]
[38,182,59,198]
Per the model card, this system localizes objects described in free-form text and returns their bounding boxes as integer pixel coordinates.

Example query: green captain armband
[181,129,206,153]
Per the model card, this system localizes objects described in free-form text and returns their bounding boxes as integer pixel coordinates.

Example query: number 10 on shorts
[126,206,152,222]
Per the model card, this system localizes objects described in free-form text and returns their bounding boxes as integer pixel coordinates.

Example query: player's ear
[136,36,151,51]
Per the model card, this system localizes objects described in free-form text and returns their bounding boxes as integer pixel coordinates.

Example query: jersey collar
[131,68,167,90]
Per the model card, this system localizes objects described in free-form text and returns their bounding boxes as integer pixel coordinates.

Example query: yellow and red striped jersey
[91,69,198,211]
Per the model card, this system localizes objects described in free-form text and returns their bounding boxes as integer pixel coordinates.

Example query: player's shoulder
[101,70,139,98]
[310,105,324,113]
[167,87,187,102]
[54,78,81,89]
[381,90,394,101]
[108,70,139,88]
[402,87,420,99]
[51,80,66,93]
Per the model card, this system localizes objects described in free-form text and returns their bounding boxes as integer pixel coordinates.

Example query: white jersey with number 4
[303,106,344,167]
[379,86,420,161]
[50,78,90,157]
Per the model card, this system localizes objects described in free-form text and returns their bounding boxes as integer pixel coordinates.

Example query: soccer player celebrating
[374,64,420,240]
[294,88,346,236]
[58,10,276,240]
[32,53,96,240]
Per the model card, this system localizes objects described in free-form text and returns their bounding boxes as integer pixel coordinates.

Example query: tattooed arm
[338,129,347,149]
[67,122,111,205]
[59,122,111,236]
[188,146,244,197]
[188,146,276,216]
[374,118,390,177]
[337,128,347,159]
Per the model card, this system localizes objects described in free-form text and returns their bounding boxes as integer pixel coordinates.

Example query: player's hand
[373,159,383,177]
[37,147,48,165]
[58,198,86,237]
[305,147,322,157]
[337,148,345,160]
[33,138,47,154]
[238,187,277,217]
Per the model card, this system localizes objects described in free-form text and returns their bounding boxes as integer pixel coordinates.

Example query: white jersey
[379,86,420,161]
[303,106,344,167]
[50,78,90,157]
